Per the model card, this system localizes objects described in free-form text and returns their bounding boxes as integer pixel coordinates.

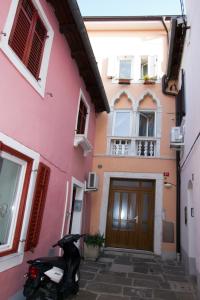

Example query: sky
[77,0,183,16]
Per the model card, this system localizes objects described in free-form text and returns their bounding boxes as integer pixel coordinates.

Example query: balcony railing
[110,137,158,157]
[111,139,131,156]
[136,139,156,157]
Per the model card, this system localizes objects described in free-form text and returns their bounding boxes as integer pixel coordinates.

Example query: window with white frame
[119,59,132,79]
[76,98,89,135]
[113,111,131,136]
[139,112,155,137]
[140,55,158,79]
[0,0,54,96]
[141,56,148,78]
[0,143,33,257]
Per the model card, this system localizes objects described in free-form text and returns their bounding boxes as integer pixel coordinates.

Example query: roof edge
[83,15,183,22]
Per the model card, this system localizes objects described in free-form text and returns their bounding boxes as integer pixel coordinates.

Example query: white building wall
[180,0,200,293]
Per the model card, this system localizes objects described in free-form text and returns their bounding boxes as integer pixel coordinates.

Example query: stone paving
[69,252,198,300]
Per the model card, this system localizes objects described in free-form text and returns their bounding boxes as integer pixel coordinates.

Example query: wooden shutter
[27,17,47,78]
[8,0,47,79]
[9,0,36,62]
[25,162,50,251]
[77,99,87,134]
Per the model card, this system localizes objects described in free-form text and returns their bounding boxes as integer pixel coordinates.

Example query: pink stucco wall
[0,1,96,299]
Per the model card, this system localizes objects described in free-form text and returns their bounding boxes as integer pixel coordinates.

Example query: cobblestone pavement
[69,252,198,300]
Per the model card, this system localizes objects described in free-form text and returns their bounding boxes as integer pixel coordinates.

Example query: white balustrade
[111,139,131,156]
[110,138,157,157]
[136,139,156,157]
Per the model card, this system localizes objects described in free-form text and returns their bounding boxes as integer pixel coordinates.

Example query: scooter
[23,234,83,300]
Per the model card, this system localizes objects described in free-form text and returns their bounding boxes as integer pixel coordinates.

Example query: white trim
[74,90,90,138]
[60,180,69,239]
[0,152,27,253]
[137,110,156,137]
[0,0,54,97]
[0,132,40,272]
[59,180,69,256]
[68,177,85,235]
[110,90,135,110]
[136,89,162,111]
[99,172,163,255]
[112,110,132,137]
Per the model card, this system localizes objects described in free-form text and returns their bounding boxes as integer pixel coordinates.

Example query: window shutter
[25,162,50,251]
[77,99,87,134]
[134,56,141,81]
[148,55,157,77]
[27,18,47,79]
[107,57,116,78]
[8,0,47,80]
[9,0,35,62]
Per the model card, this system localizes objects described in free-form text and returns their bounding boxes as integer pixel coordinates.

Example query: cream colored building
[86,17,177,259]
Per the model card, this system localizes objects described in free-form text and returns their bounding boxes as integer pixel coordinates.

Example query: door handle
[133,216,138,224]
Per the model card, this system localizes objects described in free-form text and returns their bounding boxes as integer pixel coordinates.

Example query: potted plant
[143,75,157,84]
[84,233,105,260]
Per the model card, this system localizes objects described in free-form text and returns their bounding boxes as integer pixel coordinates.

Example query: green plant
[84,233,105,247]
[143,75,157,81]
[143,74,150,81]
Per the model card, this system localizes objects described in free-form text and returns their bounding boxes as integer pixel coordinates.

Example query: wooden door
[105,179,155,251]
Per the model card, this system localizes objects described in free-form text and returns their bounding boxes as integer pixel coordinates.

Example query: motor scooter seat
[28,256,65,269]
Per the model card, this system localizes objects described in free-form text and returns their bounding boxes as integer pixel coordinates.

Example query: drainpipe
[176,152,181,260]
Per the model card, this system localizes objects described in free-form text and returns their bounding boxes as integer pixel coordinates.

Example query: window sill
[74,134,93,156]
[0,248,24,272]
[118,78,131,84]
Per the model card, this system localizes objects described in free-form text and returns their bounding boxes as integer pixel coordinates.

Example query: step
[103,247,156,259]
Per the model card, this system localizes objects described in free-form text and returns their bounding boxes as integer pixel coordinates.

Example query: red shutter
[77,99,87,134]
[9,0,35,62]
[25,162,50,251]
[27,17,47,79]
[8,0,47,80]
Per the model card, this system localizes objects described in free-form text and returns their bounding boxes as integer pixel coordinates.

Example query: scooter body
[23,234,83,300]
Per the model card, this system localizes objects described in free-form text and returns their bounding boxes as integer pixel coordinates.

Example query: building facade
[0,1,108,299]
[85,17,177,259]
[165,0,200,294]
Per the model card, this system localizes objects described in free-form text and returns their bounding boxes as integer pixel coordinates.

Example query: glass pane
[112,192,120,229]
[139,114,147,136]
[142,193,149,232]
[141,181,154,188]
[148,113,155,136]
[128,193,136,220]
[121,193,128,229]
[0,157,21,245]
[139,112,155,137]
[121,193,128,220]
[128,193,137,230]
[141,56,148,78]
[119,60,132,79]
[112,179,139,188]
[114,112,130,136]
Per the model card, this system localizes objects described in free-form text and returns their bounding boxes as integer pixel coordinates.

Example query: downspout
[176,150,181,259]
[162,18,181,259]
[161,17,169,44]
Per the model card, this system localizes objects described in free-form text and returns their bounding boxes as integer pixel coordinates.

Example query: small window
[113,111,131,136]
[8,0,47,79]
[119,59,132,79]
[139,112,155,137]
[76,99,88,135]
[0,142,32,257]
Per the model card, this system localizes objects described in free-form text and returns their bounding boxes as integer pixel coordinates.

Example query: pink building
[0,1,109,299]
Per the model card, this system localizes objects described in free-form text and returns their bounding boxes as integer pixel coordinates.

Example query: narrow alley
[71,252,197,300]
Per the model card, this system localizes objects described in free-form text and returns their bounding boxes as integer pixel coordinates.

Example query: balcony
[110,137,159,157]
